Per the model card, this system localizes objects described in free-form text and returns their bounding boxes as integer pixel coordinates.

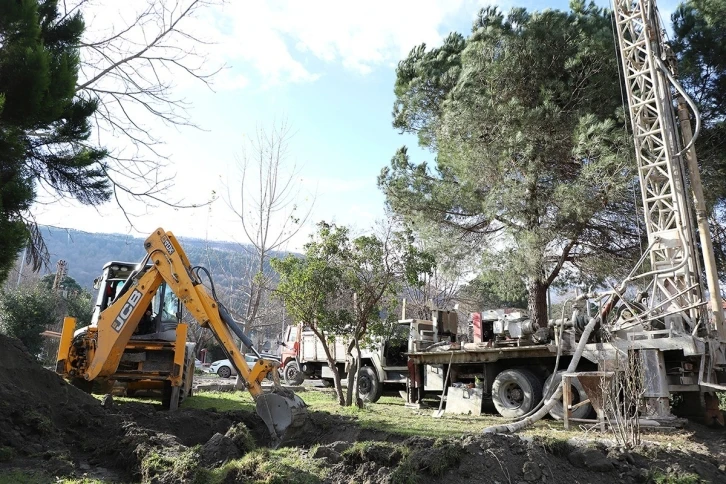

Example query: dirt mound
[322,433,724,484]
[0,334,268,482]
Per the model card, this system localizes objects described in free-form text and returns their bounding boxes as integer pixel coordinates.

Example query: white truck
[279,322,414,402]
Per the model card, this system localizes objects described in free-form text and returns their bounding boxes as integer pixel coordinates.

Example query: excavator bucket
[255,387,308,445]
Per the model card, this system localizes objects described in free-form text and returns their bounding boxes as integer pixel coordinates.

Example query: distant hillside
[37,227,287,291]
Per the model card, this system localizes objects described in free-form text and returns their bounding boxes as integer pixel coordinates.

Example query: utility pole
[677,97,726,339]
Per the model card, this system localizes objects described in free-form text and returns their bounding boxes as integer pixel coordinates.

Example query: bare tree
[19,1,225,274]
[71,0,223,215]
[223,121,313,385]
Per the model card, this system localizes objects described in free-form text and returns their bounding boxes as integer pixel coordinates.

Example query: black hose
[190,265,259,357]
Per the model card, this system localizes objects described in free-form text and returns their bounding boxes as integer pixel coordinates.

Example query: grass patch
[141,446,200,483]
[184,390,507,439]
[24,410,53,435]
[0,471,109,484]
[182,391,256,412]
[0,446,14,462]
[650,470,704,484]
[198,447,327,484]
[531,434,573,457]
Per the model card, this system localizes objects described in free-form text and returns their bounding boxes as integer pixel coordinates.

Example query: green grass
[196,447,327,484]
[0,471,110,484]
[181,389,573,440]
[140,446,200,483]
[650,470,704,484]
[0,446,14,462]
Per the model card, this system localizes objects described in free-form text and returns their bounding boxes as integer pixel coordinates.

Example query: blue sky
[35,0,682,250]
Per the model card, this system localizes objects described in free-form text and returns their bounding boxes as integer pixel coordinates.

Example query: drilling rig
[604,0,726,423]
[404,0,726,426]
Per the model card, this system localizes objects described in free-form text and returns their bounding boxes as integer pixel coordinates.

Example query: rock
[101,394,113,409]
[522,461,542,482]
[719,464,726,473]
[200,432,240,465]
[568,449,614,472]
[313,446,343,464]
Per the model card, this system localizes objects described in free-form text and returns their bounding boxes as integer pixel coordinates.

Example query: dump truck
[280,321,413,402]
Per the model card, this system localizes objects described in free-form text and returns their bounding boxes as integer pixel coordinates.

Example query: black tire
[358,366,383,403]
[162,380,172,409]
[321,378,334,388]
[179,353,195,406]
[70,377,93,394]
[492,369,543,418]
[284,361,305,386]
[217,365,232,379]
[544,371,593,420]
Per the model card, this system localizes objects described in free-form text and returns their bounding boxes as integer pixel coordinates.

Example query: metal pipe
[675,96,726,339]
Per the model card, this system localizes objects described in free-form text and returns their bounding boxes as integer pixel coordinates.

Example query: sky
[34,0,683,252]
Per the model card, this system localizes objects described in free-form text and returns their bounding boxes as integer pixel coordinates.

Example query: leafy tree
[272,223,352,405]
[272,222,434,406]
[457,266,529,312]
[0,0,108,282]
[379,2,641,326]
[340,224,434,406]
[671,0,726,280]
[40,273,94,327]
[0,285,56,357]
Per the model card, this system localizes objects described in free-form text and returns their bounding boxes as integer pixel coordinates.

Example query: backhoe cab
[56,228,307,442]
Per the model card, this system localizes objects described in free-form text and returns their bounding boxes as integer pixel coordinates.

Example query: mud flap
[255,389,308,446]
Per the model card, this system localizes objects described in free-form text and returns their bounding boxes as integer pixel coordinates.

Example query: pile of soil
[320,433,725,484]
[0,334,270,482]
[1,333,725,483]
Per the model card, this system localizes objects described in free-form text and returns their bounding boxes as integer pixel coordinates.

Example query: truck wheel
[284,361,304,386]
[358,366,383,403]
[492,369,543,418]
[321,378,334,388]
[544,371,592,420]
[217,365,232,379]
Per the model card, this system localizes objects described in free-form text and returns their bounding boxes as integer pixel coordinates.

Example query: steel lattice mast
[612,0,704,331]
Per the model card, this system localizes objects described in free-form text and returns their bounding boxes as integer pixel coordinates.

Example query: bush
[0,287,56,357]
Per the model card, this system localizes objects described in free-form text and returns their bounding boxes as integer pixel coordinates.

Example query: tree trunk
[527,278,548,328]
[328,356,345,406]
[345,350,357,406]
[310,326,345,405]
[354,335,363,408]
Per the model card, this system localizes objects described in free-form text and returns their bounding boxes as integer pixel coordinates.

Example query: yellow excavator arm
[59,228,306,441]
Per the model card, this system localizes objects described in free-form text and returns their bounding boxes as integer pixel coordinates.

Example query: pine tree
[379,2,642,325]
[0,0,108,283]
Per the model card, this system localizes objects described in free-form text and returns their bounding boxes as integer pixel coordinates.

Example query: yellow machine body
[56,228,306,439]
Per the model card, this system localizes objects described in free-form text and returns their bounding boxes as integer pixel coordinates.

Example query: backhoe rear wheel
[70,377,93,394]
[162,350,195,410]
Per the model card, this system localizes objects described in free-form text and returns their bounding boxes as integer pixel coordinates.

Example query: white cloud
[216,0,492,83]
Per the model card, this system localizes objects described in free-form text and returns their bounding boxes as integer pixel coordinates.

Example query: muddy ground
[1,333,725,483]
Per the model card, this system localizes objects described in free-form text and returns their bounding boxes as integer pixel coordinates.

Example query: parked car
[207,354,281,379]
[194,359,204,370]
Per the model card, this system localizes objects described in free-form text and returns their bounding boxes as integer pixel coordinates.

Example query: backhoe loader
[56,228,306,442]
